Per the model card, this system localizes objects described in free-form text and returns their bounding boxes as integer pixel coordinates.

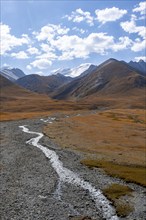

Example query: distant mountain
[128,60,146,75]
[16,73,72,94]
[52,58,146,100]
[0,74,37,102]
[0,68,25,82]
[52,63,97,78]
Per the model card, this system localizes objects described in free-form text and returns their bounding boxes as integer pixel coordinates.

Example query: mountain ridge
[52,59,146,100]
[16,73,72,94]
[0,68,25,82]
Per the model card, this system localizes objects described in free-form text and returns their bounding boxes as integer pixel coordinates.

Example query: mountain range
[0,59,145,104]
[51,63,97,78]
[16,73,72,94]
[52,58,146,100]
[128,60,146,75]
[0,68,25,82]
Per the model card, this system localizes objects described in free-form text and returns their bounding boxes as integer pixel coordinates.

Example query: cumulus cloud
[65,8,94,26]
[95,7,127,24]
[40,43,55,53]
[134,56,146,62]
[120,15,146,39]
[33,24,70,42]
[27,47,40,55]
[27,31,131,66]
[11,51,29,59]
[50,32,131,61]
[112,37,133,52]
[131,39,146,52]
[0,23,30,55]
[133,2,146,15]
[29,59,52,69]
[26,65,32,70]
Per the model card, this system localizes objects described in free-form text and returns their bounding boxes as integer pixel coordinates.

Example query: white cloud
[133,2,146,15]
[120,16,146,39]
[131,39,146,52]
[26,65,32,70]
[51,32,131,61]
[112,37,133,52]
[34,24,70,42]
[72,27,86,34]
[0,23,30,55]
[95,7,127,24]
[27,47,40,55]
[28,32,118,63]
[2,63,12,68]
[134,56,146,62]
[30,59,52,69]
[37,43,57,60]
[40,43,55,53]
[11,51,29,59]
[65,8,94,26]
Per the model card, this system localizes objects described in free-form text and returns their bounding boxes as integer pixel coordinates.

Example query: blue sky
[1,0,146,75]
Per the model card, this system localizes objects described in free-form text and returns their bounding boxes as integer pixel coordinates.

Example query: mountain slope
[16,73,72,94]
[0,75,94,121]
[128,60,146,75]
[0,74,42,102]
[0,68,25,81]
[52,59,146,100]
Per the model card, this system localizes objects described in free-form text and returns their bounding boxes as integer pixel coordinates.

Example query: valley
[0,58,146,219]
[0,116,146,220]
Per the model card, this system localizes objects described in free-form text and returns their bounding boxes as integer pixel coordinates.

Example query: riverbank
[0,117,145,219]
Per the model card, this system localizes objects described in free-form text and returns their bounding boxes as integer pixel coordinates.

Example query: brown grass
[44,109,146,167]
[0,81,93,121]
[81,159,146,187]
[115,202,134,217]
[44,109,146,186]
[103,183,134,217]
[0,94,90,121]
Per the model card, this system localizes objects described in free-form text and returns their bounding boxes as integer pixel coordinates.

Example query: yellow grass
[44,109,146,186]
[81,159,146,186]
[103,184,134,217]
[44,109,146,167]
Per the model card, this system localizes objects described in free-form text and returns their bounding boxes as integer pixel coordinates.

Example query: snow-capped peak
[51,63,97,78]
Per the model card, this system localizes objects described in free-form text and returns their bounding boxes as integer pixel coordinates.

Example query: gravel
[0,118,146,220]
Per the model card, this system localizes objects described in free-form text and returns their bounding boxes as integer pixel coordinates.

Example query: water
[19,125,119,220]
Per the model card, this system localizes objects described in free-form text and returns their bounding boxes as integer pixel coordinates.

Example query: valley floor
[0,113,146,220]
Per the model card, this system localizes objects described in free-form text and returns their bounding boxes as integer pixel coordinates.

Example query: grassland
[0,92,89,121]
[44,109,146,186]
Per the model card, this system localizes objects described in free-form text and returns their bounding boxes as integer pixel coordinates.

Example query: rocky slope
[52,59,146,100]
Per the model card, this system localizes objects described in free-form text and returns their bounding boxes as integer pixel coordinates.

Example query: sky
[0,0,146,76]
